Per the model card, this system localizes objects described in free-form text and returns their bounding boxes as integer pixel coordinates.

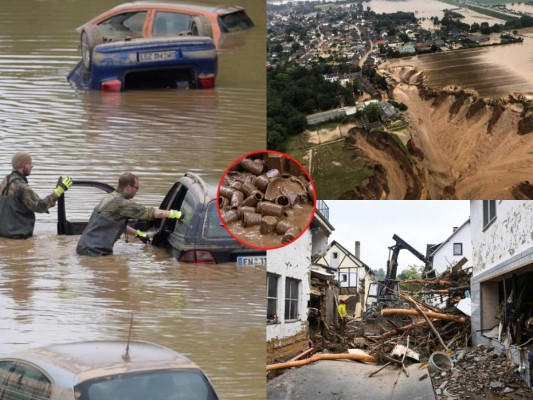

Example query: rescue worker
[338,298,347,335]
[76,172,183,257]
[0,152,73,239]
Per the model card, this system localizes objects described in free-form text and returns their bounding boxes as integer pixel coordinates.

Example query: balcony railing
[316,200,329,221]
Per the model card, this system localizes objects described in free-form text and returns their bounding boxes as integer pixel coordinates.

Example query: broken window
[481,270,533,347]
[483,200,496,228]
[267,273,279,324]
[285,278,300,321]
[453,243,463,256]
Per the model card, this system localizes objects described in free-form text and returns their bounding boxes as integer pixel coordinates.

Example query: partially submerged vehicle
[78,2,255,50]
[57,173,266,265]
[0,340,218,399]
[68,35,217,91]
[67,2,254,91]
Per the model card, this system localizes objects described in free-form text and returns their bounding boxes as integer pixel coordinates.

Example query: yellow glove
[53,176,73,197]
[168,210,183,220]
[135,230,151,244]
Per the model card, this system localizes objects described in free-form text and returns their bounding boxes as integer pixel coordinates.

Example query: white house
[430,218,472,275]
[470,200,533,387]
[267,201,334,363]
[314,240,375,318]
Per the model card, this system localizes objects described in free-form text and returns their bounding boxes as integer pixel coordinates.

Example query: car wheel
[81,24,103,72]
[191,16,213,38]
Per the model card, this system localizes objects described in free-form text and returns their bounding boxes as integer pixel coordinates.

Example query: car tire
[191,16,213,38]
[81,24,104,72]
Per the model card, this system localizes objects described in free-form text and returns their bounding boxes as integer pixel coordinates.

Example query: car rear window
[203,201,232,239]
[218,11,254,33]
[75,370,218,400]
[0,361,52,400]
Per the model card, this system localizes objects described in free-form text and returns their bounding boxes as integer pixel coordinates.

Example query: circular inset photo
[217,150,316,250]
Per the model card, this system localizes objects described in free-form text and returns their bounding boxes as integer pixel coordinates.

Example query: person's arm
[125,225,138,236]
[18,184,58,213]
[153,208,182,219]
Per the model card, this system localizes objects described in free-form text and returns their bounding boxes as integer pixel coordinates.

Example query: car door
[0,360,52,400]
[57,180,115,235]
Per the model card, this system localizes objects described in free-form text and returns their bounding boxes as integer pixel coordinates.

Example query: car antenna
[122,313,134,362]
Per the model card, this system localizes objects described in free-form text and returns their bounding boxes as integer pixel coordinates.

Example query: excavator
[364,234,435,322]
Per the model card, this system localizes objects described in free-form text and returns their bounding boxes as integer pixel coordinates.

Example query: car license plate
[138,50,176,62]
[237,256,267,266]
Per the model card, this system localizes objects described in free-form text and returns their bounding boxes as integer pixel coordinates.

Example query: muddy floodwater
[0,0,266,398]
[384,27,533,97]
[365,0,505,28]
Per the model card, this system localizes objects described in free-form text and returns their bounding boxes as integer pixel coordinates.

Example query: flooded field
[384,27,533,97]
[365,0,504,29]
[0,0,266,398]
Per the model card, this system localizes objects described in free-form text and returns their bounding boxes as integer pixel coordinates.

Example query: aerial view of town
[267,0,533,199]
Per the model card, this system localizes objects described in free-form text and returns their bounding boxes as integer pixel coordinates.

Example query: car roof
[1,340,200,383]
[181,172,217,200]
[108,1,245,15]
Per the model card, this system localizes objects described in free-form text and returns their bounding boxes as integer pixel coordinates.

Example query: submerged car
[57,172,266,265]
[78,1,255,50]
[0,340,218,400]
[68,35,218,91]
[69,2,258,90]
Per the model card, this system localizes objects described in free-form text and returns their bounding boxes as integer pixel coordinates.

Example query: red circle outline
[217,149,317,251]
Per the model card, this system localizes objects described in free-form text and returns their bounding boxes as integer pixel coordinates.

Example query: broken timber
[266,353,377,372]
[381,309,466,324]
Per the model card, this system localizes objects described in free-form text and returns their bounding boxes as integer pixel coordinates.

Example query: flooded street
[0,0,266,398]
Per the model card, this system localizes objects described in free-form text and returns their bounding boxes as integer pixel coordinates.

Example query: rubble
[267,259,532,398]
[430,345,532,399]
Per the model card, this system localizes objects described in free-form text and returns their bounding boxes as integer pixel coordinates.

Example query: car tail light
[198,74,215,89]
[100,79,122,92]
[179,250,217,264]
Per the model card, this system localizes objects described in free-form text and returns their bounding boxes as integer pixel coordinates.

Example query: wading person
[338,299,347,335]
[0,152,73,239]
[76,172,183,257]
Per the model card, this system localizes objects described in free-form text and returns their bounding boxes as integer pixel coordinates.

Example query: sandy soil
[390,67,533,198]
[305,123,356,144]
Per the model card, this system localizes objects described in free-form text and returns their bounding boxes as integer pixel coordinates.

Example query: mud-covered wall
[470,201,533,277]
[267,230,312,360]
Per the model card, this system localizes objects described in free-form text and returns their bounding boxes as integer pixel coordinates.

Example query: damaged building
[267,201,335,363]
[470,200,533,387]
[313,240,375,318]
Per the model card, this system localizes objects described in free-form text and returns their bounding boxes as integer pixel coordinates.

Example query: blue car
[68,34,217,91]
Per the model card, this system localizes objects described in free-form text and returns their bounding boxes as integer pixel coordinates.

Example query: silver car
[0,340,218,400]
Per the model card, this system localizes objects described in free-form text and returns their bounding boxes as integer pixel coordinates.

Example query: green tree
[397,264,423,281]
[364,103,381,123]
[374,268,386,281]
[398,264,424,293]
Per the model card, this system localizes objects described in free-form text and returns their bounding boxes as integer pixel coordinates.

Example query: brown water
[365,0,505,29]
[0,0,266,398]
[384,27,533,97]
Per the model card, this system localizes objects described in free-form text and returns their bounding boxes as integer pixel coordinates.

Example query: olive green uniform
[0,171,58,239]
[76,191,156,256]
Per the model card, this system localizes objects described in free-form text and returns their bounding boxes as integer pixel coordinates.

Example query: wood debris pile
[360,259,473,368]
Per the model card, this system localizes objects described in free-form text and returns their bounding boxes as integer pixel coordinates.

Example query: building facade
[470,200,533,387]
[430,219,472,275]
[267,203,334,363]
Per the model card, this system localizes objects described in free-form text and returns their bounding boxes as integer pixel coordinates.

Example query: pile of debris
[430,345,532,399]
